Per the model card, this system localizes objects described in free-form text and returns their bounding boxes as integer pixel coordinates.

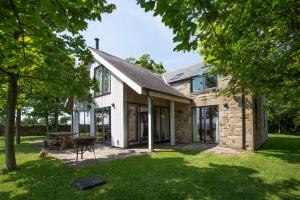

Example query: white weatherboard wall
[90,62,126,148]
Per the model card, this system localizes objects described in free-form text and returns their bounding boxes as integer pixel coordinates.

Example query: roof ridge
[89,47,162,77]
[164,61,206,75]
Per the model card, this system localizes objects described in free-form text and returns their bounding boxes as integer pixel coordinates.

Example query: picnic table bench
[44,132,77,149]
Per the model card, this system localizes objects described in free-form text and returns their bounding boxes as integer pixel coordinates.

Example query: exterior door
[127,104,170,146]
[193,106,218,143]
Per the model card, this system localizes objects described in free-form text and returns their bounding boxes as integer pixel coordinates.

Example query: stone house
[72,47,268,151]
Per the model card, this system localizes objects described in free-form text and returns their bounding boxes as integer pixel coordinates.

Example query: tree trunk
[5,73,18,171]
[54,112,58,132]
[15,109,21,144]
[54,98,59,132]
[45,114,49,133]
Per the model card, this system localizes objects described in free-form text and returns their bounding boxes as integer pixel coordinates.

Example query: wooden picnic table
[45,132,77,149]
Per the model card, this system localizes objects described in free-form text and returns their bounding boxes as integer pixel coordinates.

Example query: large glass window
[153,107,170,142]
[193,106,218,143]
[79,111,90,135]
[127,104,170,146]
[160,108,170,141]
[95,107,111,144]
[94,65,111,96]
[128,105,138,144]
[191,74,217,93]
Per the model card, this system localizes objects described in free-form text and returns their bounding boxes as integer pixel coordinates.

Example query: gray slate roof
[90,48,189,99]
[163,62,207,83]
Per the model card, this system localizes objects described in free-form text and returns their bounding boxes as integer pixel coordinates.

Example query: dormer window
[94,65,111,97]
[191,74,217,93]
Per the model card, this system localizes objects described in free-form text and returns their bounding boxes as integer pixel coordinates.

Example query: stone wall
[170,76,267,150]
[174,102,192,143]
[253,95,268,149]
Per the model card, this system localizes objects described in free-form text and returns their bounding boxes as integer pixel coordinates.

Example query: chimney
[95,38,99,50]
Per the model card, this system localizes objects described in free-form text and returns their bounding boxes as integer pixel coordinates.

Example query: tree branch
[9,0,26,62]
[198,0,227,51]
[0,66,15,75]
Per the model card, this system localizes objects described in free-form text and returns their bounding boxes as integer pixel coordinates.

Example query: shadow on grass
[257,134,300,164]
[1,154,299,200]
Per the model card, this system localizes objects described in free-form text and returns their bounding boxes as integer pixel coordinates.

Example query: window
[206,74,218,89]
[95,107,111,144]
[94,65,111,96]
[170,73,184,81]
[191,74,217,93]
[192,106,218,143]
[79,111,90,135]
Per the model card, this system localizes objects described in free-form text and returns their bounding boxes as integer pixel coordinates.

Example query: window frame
[191,74,218,93]
[78,110,91,134]
[94,65,111,97]
[94,106,111,144]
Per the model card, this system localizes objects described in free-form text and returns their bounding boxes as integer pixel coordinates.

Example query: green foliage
[267,92,300,132]
[126,54,166,74]
[21,116,39,126]
[0,0,115,101]
[59,115,71,124]
[0,0,115,170]
[137,0,300,129]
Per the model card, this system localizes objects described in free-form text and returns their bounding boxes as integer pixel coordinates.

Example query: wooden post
[170,101,175,146]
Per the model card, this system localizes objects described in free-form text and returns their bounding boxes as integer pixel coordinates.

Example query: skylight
[170,73,184,80]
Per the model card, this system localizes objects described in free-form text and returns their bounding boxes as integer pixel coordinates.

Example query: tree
[0,0,115,171]
[137,0,300,131]
[60,115,71,124]
[126,54,166,74]
[21,116,39,126]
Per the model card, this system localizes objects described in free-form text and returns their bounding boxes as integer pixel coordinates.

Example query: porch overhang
[146,89,191,104]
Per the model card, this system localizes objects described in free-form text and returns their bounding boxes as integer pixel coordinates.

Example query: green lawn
[0,134,299,200]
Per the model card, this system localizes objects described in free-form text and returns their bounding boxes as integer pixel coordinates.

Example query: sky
[81,0,202,72]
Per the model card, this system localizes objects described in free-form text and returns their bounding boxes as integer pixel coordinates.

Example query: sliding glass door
[95,107,111,144]
[193,106,218,143]
[153,107,170,142]
[139,106,148,143]
[127,103,170,146]
[128,104,148,145]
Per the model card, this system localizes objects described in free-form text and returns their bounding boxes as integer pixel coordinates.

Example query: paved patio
[31,141,242,167]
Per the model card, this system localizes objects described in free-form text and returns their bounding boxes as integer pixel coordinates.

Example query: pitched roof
[163,62,208,83]
[89,48,189,99]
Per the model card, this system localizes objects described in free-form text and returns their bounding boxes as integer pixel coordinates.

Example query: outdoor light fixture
[111,103,115,108]
[223,101,229,109]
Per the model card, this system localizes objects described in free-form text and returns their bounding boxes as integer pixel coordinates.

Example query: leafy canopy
[137,0,300,124]
[137,0,299,93]
[0,0,115,170]
[126,54,166,74]
[0,0,116,114]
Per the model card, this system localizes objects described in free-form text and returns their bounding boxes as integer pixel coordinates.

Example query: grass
[0,134,299,200]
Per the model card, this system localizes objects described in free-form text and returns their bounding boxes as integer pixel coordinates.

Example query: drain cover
[74,176,106,190]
